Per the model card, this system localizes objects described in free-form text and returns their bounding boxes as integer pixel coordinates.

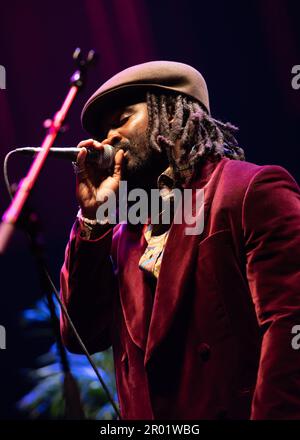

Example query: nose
[101,129,122,147]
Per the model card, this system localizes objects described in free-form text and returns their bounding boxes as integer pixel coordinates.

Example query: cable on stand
[0,48,121,420]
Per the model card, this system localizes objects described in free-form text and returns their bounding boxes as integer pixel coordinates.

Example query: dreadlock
[146,91,245,173]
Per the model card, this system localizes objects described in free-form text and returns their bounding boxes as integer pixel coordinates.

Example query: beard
[113,131,168,190]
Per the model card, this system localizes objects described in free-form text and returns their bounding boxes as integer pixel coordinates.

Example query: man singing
[60,61,300,419]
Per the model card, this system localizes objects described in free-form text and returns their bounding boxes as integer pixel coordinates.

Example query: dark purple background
[0,0,300,418]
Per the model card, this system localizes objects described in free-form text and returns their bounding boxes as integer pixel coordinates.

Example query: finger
[76,147,87,167]
[77,139,94,149]
[77,138,105,151]
[90,140,105,151]
[112,149,124,181]
[75,148,91,183]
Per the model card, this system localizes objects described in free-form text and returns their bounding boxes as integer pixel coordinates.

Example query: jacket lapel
[144,157,229,365]
[117,223,153,351]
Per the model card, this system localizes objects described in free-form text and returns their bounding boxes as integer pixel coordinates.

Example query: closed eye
[111,115,130,129]
[120,115,130,125]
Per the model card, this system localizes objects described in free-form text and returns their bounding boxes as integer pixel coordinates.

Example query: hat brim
[81,83,208,139]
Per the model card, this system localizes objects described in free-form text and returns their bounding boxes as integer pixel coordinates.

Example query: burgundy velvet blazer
[60,157,300,419]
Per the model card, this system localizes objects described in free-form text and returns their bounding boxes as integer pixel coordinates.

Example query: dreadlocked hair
[146,91,245,173]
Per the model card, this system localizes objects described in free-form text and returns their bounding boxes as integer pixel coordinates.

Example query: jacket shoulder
[217,159,298,196]
[210,159,299,224]
[221,159,266,186]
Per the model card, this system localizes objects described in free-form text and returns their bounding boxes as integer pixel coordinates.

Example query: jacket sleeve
[60,219,119,354]
[243,165,300,419]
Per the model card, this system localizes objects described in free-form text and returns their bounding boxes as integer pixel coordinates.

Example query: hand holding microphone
[11,140,124,221]
[75,139,125,220]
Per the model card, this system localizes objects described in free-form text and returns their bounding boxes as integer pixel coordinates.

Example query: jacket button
[197,343,211,361]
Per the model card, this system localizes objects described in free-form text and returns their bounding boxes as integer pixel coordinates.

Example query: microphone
[13,145,115,169]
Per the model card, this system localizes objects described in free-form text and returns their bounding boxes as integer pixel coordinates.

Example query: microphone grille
[98,144,115,169]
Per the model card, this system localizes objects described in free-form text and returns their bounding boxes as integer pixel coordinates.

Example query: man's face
[99,102,168,187]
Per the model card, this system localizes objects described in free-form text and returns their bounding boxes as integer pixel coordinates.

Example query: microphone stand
[16,192,85,419]
[0,48,121,419]
[0,48,96,254]
[0,49,95,419]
